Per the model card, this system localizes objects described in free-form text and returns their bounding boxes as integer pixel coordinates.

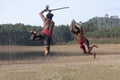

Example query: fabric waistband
[42,29,52,36]
[79,37,87,43]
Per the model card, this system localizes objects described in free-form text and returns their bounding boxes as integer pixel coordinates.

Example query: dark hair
[46,13,54,20]
[75,26,79,30]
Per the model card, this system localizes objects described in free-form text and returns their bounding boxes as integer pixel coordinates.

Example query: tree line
[0,23,73,45]
[0,14,120,45]
[82,14,120,38]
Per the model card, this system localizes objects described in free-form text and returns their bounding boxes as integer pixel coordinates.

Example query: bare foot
[92,43,98,48]
[29,30,37,40]
[29,30,37,34]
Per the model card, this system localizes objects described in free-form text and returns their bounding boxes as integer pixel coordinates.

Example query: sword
[50,7,69,11]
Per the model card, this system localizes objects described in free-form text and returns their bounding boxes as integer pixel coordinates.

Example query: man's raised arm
[75,23,84,34]
[39,5,49,21]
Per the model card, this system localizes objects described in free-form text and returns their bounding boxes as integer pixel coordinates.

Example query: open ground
[0,44,120,80]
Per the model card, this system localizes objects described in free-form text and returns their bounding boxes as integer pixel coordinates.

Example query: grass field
[0,44,120,80]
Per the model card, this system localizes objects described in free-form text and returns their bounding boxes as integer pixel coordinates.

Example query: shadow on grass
[0,51,83,61]
[0,51,43,61]
[0,51,120,61]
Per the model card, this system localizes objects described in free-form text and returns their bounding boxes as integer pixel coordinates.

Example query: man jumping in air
[69,20,98,58]
[30,5,55,56]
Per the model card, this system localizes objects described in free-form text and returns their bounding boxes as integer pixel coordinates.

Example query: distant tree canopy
[0,14,120,45]
[82,14,120,38]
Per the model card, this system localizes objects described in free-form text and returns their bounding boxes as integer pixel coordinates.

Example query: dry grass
[0,44,120,80]
[1,43,120,54]
[0,58,120,80]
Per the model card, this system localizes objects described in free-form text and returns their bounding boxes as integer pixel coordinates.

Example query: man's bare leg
[80,47,87,54]
[88,44,98,59]
[89,44,98,52]
[30,30,43,40]
[29,30,37,40]
[84,44,97,59]
[44,47,50,56]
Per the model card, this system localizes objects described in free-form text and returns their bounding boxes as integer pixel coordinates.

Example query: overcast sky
[0,0,120,26]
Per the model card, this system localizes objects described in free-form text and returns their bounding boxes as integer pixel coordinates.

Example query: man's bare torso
[73,25,84,41]
[43,19,54,32]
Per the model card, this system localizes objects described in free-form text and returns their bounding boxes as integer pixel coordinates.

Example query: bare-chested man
[30,5,55,56]
[69,20,98,58]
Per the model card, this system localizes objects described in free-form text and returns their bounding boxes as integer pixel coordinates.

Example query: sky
[0,0,120,26]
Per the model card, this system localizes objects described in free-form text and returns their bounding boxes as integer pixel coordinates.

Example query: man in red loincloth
[69,20,98,58]
[30,5,55,56]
